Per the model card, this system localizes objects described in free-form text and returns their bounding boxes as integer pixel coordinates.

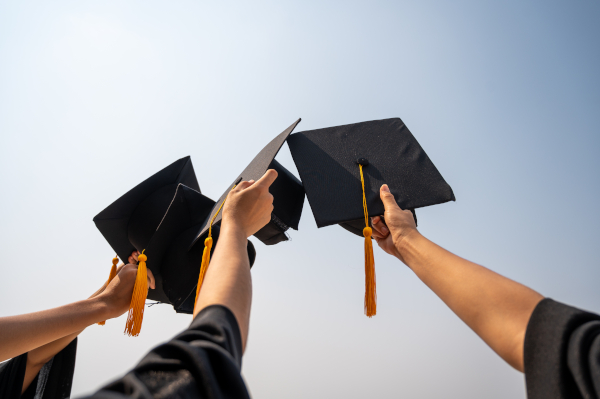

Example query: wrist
[394,229,421,262]
[220,220,250,241]
[88,296,113,321]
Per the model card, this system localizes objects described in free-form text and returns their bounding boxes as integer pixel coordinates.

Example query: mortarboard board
[94,156,200,265]
[287,118,455,317]
[192,118,305,247]
[189,119,306,311]
[93,156,256,335]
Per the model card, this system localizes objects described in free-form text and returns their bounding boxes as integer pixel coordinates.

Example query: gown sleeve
[524,298,600,399]
[83,304,250,399]
[0,337,77,399]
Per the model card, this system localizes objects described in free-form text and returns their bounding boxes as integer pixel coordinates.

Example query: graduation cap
[189,119,306,308]
[93,156,256,336]
[287,118,455,317]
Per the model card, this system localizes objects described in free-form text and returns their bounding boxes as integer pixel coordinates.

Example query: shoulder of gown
[85,304,250,399]
[524,298,600,399]
[0,337,77,399]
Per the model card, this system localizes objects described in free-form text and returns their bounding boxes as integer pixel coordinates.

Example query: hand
[371,184,420,262]
[222,169,278,238]
[97,251,155,319]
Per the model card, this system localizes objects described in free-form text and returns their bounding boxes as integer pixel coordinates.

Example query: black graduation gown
[0,338,77,399]
[525,298,600,398]
[82,305,250,399]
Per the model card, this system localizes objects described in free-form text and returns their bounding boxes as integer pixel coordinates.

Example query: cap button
[356,158,369,166]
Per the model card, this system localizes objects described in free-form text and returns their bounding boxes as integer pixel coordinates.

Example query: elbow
[503,331,526,373]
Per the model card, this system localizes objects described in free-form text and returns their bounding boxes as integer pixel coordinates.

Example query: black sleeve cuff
[524,298,600,399]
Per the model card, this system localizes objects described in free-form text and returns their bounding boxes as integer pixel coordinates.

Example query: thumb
[254,169,278,189]
[380,184,401,211]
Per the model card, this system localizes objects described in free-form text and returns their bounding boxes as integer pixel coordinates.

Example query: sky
[0,1,599,398]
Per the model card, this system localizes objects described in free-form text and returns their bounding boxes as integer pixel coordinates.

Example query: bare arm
[371,184,543,372]
[0,254,154,393]
[0,298,110,365]
[21,261,140,392]
[194,169,278,350]
[23,286,105,391]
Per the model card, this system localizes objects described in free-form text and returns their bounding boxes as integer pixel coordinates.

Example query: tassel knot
[363,227,372,238]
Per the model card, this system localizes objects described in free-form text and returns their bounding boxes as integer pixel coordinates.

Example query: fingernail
[382,225,388,234]
[381,184,390,193]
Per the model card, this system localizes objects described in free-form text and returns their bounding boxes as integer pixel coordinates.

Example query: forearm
[0,297,108,363]
[399,232,543,371]
[22,331,81,393]
[22,283,110,391]
[27,330,81,366]
[194,224,252,349]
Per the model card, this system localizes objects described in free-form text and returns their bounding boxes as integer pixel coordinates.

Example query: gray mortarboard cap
[287,118,455,235]
[93,157,255,314]
[193,118,305,247]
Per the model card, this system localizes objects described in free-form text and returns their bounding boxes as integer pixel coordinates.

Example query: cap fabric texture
[287,117,455,236]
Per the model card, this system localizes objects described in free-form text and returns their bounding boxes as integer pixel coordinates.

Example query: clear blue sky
[1,1,598,398]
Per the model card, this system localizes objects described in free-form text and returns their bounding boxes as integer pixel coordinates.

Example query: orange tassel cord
[97,256,119,326]
[193,185,236,314]
[124,251,148,336]
[359,164,377,317]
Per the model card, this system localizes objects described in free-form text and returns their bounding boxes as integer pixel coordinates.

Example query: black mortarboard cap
[287,117,455,317]
[94,156,199,264]
[287,118,455,234]
[145,183,256,313]
[193,118,305,247]
[93,157,256,316]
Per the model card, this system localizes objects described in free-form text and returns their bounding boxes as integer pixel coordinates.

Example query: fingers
[119,263,138,274]
[147,268,156,290]
[128,251,140,265]
[371,230,387,240]
[254,169,278,189]
[236,180,255,191]
[380,184,401,211]
[371,216,389,237]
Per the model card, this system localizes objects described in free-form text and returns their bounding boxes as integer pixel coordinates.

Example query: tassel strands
[98,256,120,326]
[193,236,213,310]
[124,251,148,337]
[193,185,237,314]
[359,163,376,317]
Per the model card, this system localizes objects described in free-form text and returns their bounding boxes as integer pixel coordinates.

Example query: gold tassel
[124,251,148,337]
[194,236,213,310]
[359,164,376,317]
[193,185,236,314]
[97,256,119,326]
